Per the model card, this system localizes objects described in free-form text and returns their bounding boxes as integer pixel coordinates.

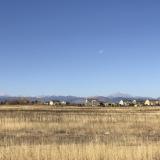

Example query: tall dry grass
[0,106,160,160]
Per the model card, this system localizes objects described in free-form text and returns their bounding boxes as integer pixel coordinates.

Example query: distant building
[104,102,109,107]
[49,100,65,106]
[155,100,160,106]
[144,100,150,106]
[132,100,137,105]
[85,99,100,107]
[119,100,124,106]
[132,100,137,106]
[60,101,67,105]
[149,100,160,106]
[49,101,54,106]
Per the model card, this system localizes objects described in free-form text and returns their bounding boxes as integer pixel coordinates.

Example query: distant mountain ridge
[0,93,158,104]
[108,92,133,98]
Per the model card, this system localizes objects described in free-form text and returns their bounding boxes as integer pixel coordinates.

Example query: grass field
[0,105,160,160]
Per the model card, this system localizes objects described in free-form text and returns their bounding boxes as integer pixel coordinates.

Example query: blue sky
[0,0,160,97]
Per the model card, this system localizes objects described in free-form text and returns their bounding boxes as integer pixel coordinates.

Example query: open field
[1,105,160,160]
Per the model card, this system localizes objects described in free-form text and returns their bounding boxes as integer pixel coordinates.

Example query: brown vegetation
[0,106,160,160]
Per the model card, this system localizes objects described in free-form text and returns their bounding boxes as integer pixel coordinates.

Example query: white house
[132,100,137,105]
[49,101,54,106]
[49,100,61,106]
[85,99,100,107]
[144,100,150,106]
[119,100,124,106]
[61,101,66,105]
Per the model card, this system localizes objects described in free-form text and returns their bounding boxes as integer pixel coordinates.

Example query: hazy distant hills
[0,93,158,104]
[40,96,85,104]
[108,92,133,98]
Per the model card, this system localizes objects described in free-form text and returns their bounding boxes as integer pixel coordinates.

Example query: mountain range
[0,93,158,104]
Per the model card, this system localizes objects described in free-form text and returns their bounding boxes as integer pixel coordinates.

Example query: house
[104,102,111,107]
[60,101,67,105]
[49,100,61,106]
[119,100,124,106]
[155,101,160,106]
[132,100,137,105]
[148,100,160,106]
[144,99,160,106]
[49,101,54,106]
[85,99,100,107]
[132,100,137,107]
[144,100,150,106]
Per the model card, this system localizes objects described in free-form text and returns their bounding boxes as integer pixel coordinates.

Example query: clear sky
[0,0,160,97]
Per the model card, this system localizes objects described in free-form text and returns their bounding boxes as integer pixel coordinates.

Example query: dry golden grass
[1,143,160,160]
[0,105,160,160]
